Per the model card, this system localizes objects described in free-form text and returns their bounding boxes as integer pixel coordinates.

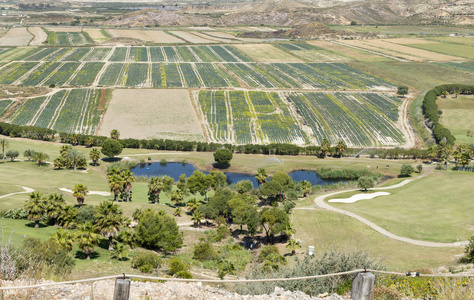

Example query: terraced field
[196,90,404,146]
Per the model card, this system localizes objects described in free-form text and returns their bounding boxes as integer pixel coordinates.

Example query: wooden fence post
[113,275,131,300]
[351,272,374,300]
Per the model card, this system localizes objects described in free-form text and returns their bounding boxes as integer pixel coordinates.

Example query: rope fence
[1,269,474,291]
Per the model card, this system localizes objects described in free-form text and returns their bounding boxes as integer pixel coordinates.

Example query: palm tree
[53,157,65,169]
[301,180,312,197]
[76,222,100,260]
[335,140,347,158]
[171,190,184,207]
[283,223,296,240]
[33,152,49,166]
[50,228,74,251]
[89,148,101,166]
[191,211,204,227]
[0,138,9,160]
[108,173,123,201]
[255,168,268,185]
[70,134,79,146]
[95,201,125,251]
[148,176,173,204]
[174,207,182,217]
[111,242,129,261]
[25,192,46,228]
[186,198,201,214]
[110,129,120,140]
[286,239,301,255]
[60,145,72,157]
[67,148,84,171]
[84,137,93,148]
[121,170,136,202]
[46,193,65,226]
[72,184,88,205]
[58,205,78,229]
[132,208,143,222]
[320,138,331,158]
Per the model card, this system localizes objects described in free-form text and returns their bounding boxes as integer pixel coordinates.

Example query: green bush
[168,257,186,275]
[176,270,194,279]
[4,208,28,219]
[215,225,231,242]
[193,242,217,261]
[131,252,162,273]
[399,164,415,177]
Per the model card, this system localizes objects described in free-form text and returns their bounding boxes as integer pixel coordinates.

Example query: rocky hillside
[104,0,471,27]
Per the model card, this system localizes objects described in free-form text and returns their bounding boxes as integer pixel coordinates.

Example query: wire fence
[1,269,474,291]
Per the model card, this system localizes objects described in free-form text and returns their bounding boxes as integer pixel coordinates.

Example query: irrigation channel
[130,162,342,188]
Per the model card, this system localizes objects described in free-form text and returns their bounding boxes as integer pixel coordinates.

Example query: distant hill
[104,0,472,27]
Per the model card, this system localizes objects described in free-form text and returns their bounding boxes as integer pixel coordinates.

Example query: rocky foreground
[1,279,349,300]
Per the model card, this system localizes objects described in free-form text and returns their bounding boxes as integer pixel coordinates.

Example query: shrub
[213,148,233,165]
[215,225,231,242]
[168,257,186,275]
[101,138,123,157]
[4,208,28,219]
[399,164,415,177]
[176,270,193,279]
[193,242,217,261]
[358,176,375,191]
[131,252,162,273]
[373,286,402,300]
[416,164,423,173]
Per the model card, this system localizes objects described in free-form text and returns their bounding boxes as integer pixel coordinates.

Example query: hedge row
[422,84,474,145]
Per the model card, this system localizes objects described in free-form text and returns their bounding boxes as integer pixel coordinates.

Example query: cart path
[0,186,34,199]
[313,168,468,248]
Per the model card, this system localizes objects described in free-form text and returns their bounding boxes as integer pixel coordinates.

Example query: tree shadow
[25,222,48,228]
[75,251,100,260]
[102,157,122,163]
[212,162,230,169]
[98,238,109,250]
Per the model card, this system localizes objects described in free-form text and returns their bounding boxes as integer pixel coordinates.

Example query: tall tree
[50,228,74,252]
[320,139,331,158]
[25,192,46,229]
[259,207,289,244]
[255,168,268,185]
[0,138,9,160]
[148,176,173,204]
[121,169,136,202]
[335,140,347,158]
[46,193,65,226]
[108,173,123,202]
[89,148,101,166]
[76,222,100,260]
[58,205,78,229]
[188,170,212,201]
[95,201,126,251]
[72,184,88,205]
[67,148,84,171]
[110,129,120,140]
[300,180,312,197]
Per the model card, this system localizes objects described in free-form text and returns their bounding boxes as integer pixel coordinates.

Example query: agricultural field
[106,29,184,44]
[98,89,204,140]
[28,27,48,46]
[438,95,474,145]
[196,90,404,146]
[46,31,94,46]
[0,99,14,116]
[234,44,303,62]
[437,62,474,74]
[0,27,32,46]
[405,42,474,60]
[7,88,107,135]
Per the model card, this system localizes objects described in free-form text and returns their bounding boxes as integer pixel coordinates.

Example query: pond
[131,163,341,187]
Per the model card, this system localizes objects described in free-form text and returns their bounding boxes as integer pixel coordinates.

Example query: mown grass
[327,171,474,243]
[292,209,463,270]
[437,95,474,145]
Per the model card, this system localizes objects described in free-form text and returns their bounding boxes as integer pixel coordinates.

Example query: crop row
[437,62,474,74]
[46,32,93,46]
[0,62,39,84]
[197,90,404,146]
[16,46,250,63]
[9,89,103,135]
[0,99,14,117]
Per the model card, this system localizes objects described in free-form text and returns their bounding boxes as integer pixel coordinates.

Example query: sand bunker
[59,188,110,196]
[328,192,390,203]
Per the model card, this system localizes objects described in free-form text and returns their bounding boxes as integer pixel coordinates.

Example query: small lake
[131,163,340,187]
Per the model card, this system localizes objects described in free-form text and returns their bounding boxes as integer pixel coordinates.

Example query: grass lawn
[350,61,474,90]
[326,171,474,243]
[438,95,474,145]
[292,209,463,271]
[0,183,24,196]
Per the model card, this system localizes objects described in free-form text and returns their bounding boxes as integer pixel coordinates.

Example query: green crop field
[69,62,105,86]
[437,62,474,74]
[197,90,403,146]
[407,42,474,60]
[46,32,93,46]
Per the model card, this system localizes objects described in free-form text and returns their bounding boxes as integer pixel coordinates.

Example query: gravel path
[313,168,469,248]
[0,186,34,199]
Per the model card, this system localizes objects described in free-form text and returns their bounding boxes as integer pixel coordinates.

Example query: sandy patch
[98,89,204,140]
[169,31,215,44]
[328,192,390,203]
[59,188,110,196]
[188,27,215,31]
[44,27,83,32]
[233,44,302,62]
[0,27,33,46]
[107,29,183,44]
[84,28,109,42]
[247,27,277,32]
[28,27,47,46]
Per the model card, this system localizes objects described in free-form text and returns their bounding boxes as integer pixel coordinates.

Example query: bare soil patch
[387,38,437,45]
[188,26,215,31]
[84,28,109,43]
[169,31,215,44]
[44,27,83,32]
[0,28,32,46]
[0,85,50,100]
[371,39,463,61]
[28,27,47,46]
[233,44,302,62]
[107,29,184,44]
[98,89,204,140]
